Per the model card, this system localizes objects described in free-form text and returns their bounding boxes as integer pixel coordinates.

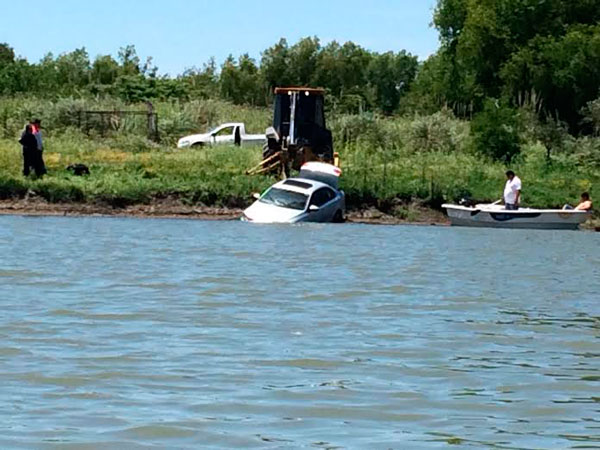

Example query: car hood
[243,201,305,223]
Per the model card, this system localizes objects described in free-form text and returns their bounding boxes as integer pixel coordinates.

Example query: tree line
[0,38,418,115]
[412,0,600,131]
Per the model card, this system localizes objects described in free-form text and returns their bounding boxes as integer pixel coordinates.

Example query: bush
[568,136,600,168]
[581,97,600,137]
[32,179,85,203]
[406,109,469,153]
[0,177,28,199]
[331,113,386,148]
[471,100,522,163]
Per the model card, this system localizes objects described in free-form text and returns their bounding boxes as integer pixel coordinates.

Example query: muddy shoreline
[0,198,450,226]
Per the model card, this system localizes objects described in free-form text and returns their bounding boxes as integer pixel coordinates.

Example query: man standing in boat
[503,170,521,210]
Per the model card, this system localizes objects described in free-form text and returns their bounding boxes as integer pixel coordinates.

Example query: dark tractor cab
[262,87,334,177]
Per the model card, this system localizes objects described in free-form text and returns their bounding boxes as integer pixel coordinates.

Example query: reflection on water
[0,216,598,449]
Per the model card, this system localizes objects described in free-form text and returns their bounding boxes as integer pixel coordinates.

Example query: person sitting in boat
[563,192,593,211]
[503,170,521,210]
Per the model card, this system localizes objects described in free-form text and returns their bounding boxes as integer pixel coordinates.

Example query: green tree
[91,55,120,86]
[288,37,320,85]
[261,38,292,92]
[55,48,91,93]
[0,43,15,67]
[220,54,262,105]
[472,100,522,163]
[366,51,418,114]
[181,58,218,99]
[501,25,600,130]
[0,43,16,94]
[427,0,600,128]
[118,45,140,76]
[314,41,372,111]
[0,58,35,94]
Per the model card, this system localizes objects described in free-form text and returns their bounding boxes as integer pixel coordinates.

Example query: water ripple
[0,216,598,448]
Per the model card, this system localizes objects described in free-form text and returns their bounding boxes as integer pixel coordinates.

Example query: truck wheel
[333,210,344,223]
[191,142,204,148]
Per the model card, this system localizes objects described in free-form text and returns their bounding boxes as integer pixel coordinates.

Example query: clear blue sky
[0,0,439,76]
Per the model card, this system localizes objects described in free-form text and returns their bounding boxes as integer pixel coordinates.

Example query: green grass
[1,98,599,213]
[0,131,275,208]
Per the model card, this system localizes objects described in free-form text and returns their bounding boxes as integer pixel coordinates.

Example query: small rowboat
[442,203,590,230]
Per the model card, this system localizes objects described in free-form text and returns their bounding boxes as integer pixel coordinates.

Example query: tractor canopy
[272,87,327,143]
[249,87,335,177]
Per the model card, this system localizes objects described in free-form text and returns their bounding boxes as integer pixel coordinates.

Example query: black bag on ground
[66,163,90,176]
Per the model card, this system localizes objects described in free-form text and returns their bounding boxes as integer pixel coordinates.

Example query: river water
[0,216,598,449]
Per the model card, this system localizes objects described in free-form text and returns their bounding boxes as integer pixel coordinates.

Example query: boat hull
[442,204,589,230]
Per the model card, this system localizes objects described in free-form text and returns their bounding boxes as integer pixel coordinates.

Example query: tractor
[247,87,337,177]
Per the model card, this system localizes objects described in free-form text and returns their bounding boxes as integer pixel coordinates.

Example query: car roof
[213,122,243,128]
[273,177,334,194]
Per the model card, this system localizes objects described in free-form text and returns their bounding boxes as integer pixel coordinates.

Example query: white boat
[442,203,590,230]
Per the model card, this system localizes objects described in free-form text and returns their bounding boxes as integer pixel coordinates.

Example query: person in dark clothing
[30,118,47,176]
[19,125,44,177]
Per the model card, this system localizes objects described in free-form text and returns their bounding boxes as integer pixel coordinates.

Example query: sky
[0,0,439,76]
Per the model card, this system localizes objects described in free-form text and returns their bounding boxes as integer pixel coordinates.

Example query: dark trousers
[23,148,46,177]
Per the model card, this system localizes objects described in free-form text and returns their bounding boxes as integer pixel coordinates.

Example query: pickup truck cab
[177,123,265,148]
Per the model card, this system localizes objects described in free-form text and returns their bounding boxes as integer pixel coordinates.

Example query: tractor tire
[262,142,275,159]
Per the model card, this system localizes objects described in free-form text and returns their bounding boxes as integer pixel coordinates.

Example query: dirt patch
[0,198,242,221]
[346,204,450,226]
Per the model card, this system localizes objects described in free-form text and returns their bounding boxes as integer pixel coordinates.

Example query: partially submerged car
[177,123,265,148]
[242,162,345,224]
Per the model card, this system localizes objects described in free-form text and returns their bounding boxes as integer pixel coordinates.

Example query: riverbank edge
[0,198,450,226]
[2,199,598,230]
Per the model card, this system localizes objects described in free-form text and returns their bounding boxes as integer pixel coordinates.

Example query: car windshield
[259,188,308,210]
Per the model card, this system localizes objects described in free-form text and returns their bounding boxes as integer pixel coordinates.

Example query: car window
[310,188,336,207]
[213,126,234,137]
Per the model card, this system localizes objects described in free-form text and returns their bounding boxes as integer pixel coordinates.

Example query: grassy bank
[1,98,599,221]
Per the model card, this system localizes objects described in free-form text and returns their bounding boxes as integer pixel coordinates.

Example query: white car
[177,123,265,148]
[242,162,345,224]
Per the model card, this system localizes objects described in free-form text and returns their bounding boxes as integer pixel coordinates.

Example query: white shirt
[504,176,522,204]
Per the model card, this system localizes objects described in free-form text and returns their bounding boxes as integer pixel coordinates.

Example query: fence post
[146,101,159,142]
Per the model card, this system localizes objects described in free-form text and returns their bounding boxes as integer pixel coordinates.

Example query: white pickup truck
[177,123,265,148]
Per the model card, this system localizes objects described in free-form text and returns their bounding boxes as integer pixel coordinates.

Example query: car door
[213,125,235,145]
[319,188,339,221]
[308,188,337,222]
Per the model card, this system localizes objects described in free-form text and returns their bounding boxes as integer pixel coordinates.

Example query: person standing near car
[503,170,521,210]
[30,118,47,176]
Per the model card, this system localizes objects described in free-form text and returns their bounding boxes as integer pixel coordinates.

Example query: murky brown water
[0,216,598,449]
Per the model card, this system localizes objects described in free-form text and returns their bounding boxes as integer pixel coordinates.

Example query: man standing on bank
[30,118,47,176]
[503,170,521,210]
[19,124,39,176]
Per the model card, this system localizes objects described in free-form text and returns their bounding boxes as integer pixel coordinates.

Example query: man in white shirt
[503,170,521,210]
